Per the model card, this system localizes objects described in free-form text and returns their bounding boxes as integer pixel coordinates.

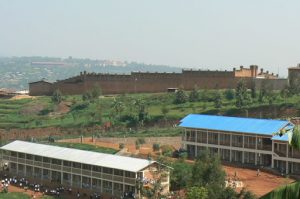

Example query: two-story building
[0,140,170,198]
[180,114,299,175]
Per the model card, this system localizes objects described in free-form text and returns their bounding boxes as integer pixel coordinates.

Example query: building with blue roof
[180,114,300,175]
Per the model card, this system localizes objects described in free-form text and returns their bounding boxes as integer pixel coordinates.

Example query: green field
[0,192,30,199]
[49,142,118,154]
[261,181,300,199]
[0,89,299,132]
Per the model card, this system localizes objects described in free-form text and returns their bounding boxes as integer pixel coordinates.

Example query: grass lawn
[49,142,118,154]
[261,181,300,199]
[0,192,30,199]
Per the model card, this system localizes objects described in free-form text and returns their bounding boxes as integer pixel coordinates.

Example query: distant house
[179,114,298,175]
[29,80,53,96]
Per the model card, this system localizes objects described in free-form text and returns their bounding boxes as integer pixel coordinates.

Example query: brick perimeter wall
[29,71,289,96]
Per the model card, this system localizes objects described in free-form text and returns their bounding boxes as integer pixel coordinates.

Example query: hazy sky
[1,0,300,77]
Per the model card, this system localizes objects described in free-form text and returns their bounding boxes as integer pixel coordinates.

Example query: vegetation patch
[0,192,30,199]
[49,142,118,154]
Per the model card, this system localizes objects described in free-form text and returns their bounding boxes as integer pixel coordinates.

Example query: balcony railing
[82,170,91,176]
[92,171,102,179]
[51,164,61,171]
[257,145,272,151]
[113,175,123,182]
[102,173,113,180]
[197,138,207,143]
[186,137,196,142]
[63,166,72,173]
[244,144,256,149]
[274,150,287,157]
[124,177,136,185]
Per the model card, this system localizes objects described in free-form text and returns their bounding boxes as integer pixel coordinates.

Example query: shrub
[161,145,174,157]
[152,143,160,152]
[52,89,62,104]
[136,138,146,145]
[119,143,125,149]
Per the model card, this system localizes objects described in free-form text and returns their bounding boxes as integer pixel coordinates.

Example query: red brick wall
[29,71,288,96]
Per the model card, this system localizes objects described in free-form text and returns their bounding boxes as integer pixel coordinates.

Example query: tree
[191,150,226,198]
[291,127,300,150]
[189,86,199,102]
[250,81,257,99]
[224,89,235,100]
[171,160,192,190]
[280,87,290,103]
[91,85,101,99]
[186,186,208,199]
[153,143,160,152]
[235,79,249,108]
[139,164,169,199]
[214,91,222,109]
[174,89,188,104]
[112,98,124,118]
[52,89,62,104]
[161,105,169,119]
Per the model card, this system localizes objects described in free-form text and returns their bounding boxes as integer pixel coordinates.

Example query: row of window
[4,151,135,178]
[11,163,135,193]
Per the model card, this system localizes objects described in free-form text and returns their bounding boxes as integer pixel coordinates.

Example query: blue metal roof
[179,114,291,136]
[272,127,294,142]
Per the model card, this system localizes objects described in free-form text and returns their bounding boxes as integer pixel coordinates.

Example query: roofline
[29,80,53,84]
[179,126,276,136]
[1,141,154,172]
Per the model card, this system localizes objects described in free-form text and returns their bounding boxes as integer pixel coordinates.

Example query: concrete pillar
[218,132,220,155]
[206,130,208,144]
[286,143,289,158]
[286,161,289,174]
[271,141,274,168]
[242,135,245,163]
[242,151,245,164]
[230,134,232,162]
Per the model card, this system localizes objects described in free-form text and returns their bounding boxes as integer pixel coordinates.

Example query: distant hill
[0,56,183,90]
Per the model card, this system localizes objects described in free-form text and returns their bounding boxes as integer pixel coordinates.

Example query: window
[103,167,113,174]
[18,153,25,159]
[43,157,50,163]
[63,161,71,167]
[114,169,123,176]
[103,180,112,188]
[92,166,102,172]
[82,164,91,170]
[72,162,81,168]
[52,159,62,165]
[26,154,33,160]
[34,156,42,162]
[125,171,135,178]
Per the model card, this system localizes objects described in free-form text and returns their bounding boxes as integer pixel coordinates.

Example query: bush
[152,143,160,152]
[136,138,146,145]
[174,89,188,104]
[224,89,235,100]
[119,143,125,149]
[161,145,174,157]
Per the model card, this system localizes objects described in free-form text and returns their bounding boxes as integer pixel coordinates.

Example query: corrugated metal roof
[179,114,290,135]
[1,141,154,172]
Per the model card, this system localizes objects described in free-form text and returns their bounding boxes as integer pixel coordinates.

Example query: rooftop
[1,140,154,172]
[179,114,292,136]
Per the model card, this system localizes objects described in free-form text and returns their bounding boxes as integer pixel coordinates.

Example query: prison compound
[0,141,170,198]
[180,114,299,175]
[29,65,288,96]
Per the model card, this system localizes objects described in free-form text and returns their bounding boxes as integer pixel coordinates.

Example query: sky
[0,0,300,77]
